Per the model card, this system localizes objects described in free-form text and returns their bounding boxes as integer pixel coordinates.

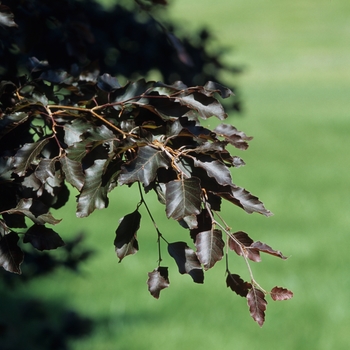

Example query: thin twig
[137,182,168,265]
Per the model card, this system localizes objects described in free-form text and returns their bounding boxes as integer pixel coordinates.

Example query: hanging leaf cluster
[0,3,292,326]
[0,66,292,325]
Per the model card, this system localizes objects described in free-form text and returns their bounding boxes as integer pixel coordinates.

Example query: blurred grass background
[17,0,350,349]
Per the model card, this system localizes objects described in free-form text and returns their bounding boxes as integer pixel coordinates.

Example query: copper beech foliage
[0,5,292,327]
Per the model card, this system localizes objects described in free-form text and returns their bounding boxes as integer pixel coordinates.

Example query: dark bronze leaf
[6,198,61,225]
[147,266,170,299]
[228,231,261,262]
[271,286,293,301]
[23,224,65,251]
[13,139,50,176]
[168,241,204,283]
[60,156,85,191]
[60,155,85,191]
[213,123,252,150]
[97,73,121,92]
[165,177,202,221]
[119,146,169,187]
[114,210,141,262]
[0,111,29,140]
[216,185,273,216]
[111,79,154,105]
[226,273,252,297]
[76,159,109,217]
[34,158,56,184]
[190,209,213,242]
[181,214,198,230]
[63,119,90,147]
[176,92,228,120]
[247,287,267,327]
[203,81,233,99]
[251,241,288,260]
[0,5,18,27]
[195,229,224,270]
[0,232,23,274]
[192,157,233,186]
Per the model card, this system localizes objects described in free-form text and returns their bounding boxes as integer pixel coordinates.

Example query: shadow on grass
[0,235,95,350]
[0,290,93,350]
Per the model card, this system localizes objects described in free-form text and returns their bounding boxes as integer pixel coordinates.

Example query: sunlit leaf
[76,159,108,217]
[247,287,267,327]
[119,146,169,187]
[66,140,90,162]
[111,79,154,105]
[251,241,287,260]
[13,139,50,176]
[0,111,29,139]
[0,5,17,27]
[213,123,252,150]
[165,177,202,221]
[0,220,10,236]
[22,171,42,193]
[147,266,170,299]
[60,155,85,191]
[226,273,252,297]
[195,229,224,270]
[97,73,121,92]
[168,241,204,283]
[231,156,246,167]
[34,158,56,184]
[181,214,198,230]
[23,224,65,251]
[216,185,272,216]
[192,156,233,186]
[63,119,88,147]
[203,81,233,99]
[270,287,294,301]
[114,210,141,262]
[177,92,228,120]
[0,232,23,274]
[190,209,212,242]
[5,198,61,225]
[228,231,261,262]
[177,117,213,139]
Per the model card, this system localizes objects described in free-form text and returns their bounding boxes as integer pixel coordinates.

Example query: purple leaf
[192,157,233,186]
[114,210,141,262]
[165,178,202,221]
[190,209,212,242]
[13,139,50,176]
[76,159,109,217]
[271,287,293,301]
[226,273,252,297]
[24,224,65,251]
[228,231,261,262]
[176,92,228,120]
[147,267,170,299]
[247,287,267,327]
[60,155,85,191]
[0,5,17,27]
[6,198,61,225]
[251,241,287,260]
[119,146,169,187]
[168,242,204,283]
[0,232,23,274]
[203,81,233,99]
[213,123,252,150]
[195,229,224,270]
[216,185,272,216]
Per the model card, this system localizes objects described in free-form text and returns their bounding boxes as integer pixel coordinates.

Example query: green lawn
[12,0,350,349]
